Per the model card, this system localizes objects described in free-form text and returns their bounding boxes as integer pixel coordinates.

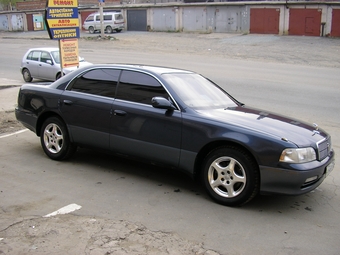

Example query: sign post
[45,0,80,77]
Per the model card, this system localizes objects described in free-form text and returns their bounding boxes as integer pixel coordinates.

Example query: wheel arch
[56,72,63,80]
[21,67,28,74]
[36,111,66,137]
[105,25,113,33]
[193,140,260,181]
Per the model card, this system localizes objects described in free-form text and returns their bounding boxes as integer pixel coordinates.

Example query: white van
[83,12,124,34]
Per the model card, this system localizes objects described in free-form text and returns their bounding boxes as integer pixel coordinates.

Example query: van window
[104,15,112,21]
[115,14,123,20]
[85,15,94,22]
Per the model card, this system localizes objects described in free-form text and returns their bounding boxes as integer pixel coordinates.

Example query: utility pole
[99,0,105,38]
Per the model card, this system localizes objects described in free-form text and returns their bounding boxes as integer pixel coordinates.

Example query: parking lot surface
[0,31,339,255]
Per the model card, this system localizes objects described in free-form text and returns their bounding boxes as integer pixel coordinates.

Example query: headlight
[279,147,316,163]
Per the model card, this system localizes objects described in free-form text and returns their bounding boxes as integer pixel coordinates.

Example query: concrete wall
[0,1,339,37]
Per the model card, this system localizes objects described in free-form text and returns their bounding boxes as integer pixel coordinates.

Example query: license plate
[325,161,335,177]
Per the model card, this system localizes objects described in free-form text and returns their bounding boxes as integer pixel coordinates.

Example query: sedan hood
[197,105,327,147]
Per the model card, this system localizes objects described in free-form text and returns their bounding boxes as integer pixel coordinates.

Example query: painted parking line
[0,129,28,139]
[43,203,82,218]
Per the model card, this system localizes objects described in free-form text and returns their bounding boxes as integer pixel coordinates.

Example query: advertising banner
[45,0,80,40]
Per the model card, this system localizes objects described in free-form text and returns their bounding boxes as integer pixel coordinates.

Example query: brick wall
[16,0,121,11]
[16,1,46,11]
[79,0,121,5]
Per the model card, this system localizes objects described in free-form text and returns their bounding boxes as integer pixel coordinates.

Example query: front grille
[317,137,331,161]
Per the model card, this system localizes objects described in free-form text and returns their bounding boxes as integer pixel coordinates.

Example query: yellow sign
[52,28,78,39]
[47,0,78,8]
[47,18,79,28]
[59,38,79,68]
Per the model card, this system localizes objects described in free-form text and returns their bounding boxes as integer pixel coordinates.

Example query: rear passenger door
[110,70,182,168]
[60,68,119,150]
[25,50,41,78]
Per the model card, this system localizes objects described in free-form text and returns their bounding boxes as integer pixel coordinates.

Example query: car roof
[27,47,59,52]
[86,64,194,76]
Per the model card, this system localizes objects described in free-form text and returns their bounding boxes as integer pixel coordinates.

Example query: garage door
[289,9,321,36]
[331,9,340,37]
[127,9,147,31]
[250,8,280,34]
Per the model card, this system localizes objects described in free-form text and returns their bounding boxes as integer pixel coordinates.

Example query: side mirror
[151,97,176,110]
[46,59,53,65]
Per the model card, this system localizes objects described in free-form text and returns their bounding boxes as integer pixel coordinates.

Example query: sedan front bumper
[259,150,335,195]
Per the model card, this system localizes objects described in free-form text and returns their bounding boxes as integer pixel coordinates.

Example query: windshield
[163,73,238,109]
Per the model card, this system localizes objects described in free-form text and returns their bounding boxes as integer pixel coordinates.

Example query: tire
[106,26,113,34]
[22,68,33,82]
[56,73,62,80]
[40,117,77,160]
[88,26,95,34]
[202,146,259,206]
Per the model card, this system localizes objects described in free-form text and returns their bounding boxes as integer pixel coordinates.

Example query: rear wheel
[106,26,113,34]
[22,68,33,82]
[88,26,95,34]
[40,117,77,160]
[202,146,259,206]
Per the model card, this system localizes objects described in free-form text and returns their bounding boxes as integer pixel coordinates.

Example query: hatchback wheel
[202,146,259,206]
[40,117,77,160]
[22,68,33,82]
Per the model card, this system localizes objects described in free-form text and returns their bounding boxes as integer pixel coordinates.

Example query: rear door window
[69,68,120,98]
[27,51,41,61]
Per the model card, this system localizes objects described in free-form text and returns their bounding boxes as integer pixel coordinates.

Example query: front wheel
[56,72,64,80]
[88,26,95,34]
[202,146,259,206]
[40,117,77,160]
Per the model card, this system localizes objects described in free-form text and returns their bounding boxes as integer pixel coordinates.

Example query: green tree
[0,0,19,10]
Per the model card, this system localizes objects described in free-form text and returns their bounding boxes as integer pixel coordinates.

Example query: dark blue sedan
[15,64,335,206]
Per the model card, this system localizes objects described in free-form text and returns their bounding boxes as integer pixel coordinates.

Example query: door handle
[63,100,73,105]
[113,110,126,116]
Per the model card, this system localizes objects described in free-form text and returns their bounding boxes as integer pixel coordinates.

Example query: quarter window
[117,70,169,105]
[70,68,120,98]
